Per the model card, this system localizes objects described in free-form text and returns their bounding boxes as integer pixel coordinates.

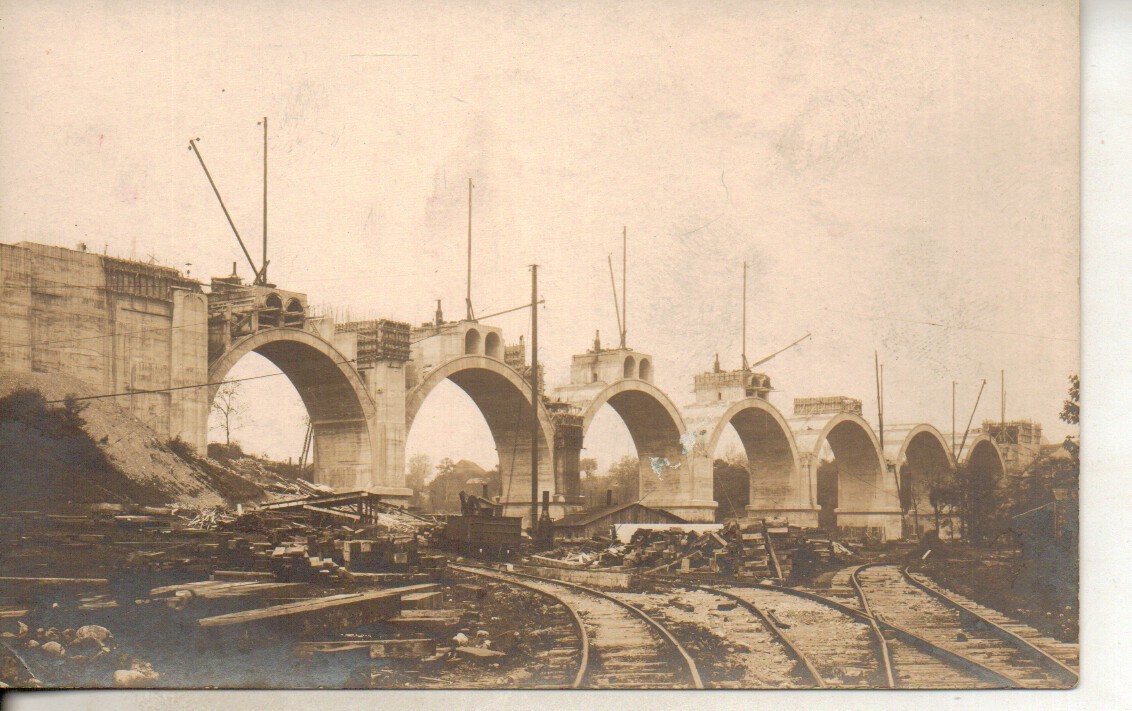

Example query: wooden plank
[369,638,435,658]
[0,577,108,587]
[197,584,436,635]
[400,591,444,610]
[212,571,276,582]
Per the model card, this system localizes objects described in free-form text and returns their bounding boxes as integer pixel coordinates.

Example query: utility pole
[742,262,749,370]
[621,226,627,348]
[529,264,540,537]
[466,179,475,321]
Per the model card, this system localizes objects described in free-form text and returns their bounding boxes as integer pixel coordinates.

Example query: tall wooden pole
[1001,370,1006,433]
[467,179,475,321]
[742,262,749,369]
[608,254,623,344]
[262,117,268,285]
[621,226,627,348]
[529,264,540,534]
[952,380,957,458]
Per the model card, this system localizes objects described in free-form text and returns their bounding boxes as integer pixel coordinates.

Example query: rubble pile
[536,520,853,582]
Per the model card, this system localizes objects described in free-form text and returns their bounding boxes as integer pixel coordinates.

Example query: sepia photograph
[0,0,1082,694]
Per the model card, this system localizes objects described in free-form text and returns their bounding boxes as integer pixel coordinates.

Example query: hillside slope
[0,371,265,510]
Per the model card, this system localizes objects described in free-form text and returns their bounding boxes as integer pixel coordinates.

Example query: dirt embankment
[0,371,265,511]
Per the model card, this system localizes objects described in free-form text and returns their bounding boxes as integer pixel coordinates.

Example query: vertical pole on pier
[262,116,268,285]
[529,264,540,537]
[742,262,749,370]
[1001,370,1006,434]
[466,179,475,321]
[952,380,957,458]
[621,226,627,348]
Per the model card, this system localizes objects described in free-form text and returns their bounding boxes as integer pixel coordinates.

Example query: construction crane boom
[751,332,812,369]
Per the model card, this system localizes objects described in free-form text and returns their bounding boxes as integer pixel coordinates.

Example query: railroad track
[612,582,820,688]
[452,564,703,689]
[851,564,1078,689]
[702,575,1025,688]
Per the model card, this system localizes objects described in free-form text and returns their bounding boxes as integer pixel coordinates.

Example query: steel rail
[850,563,1027,688]
[451,564,587,688]
[457,563,704,689]
[683,574,1023,688]
[692,582,828,688]
[901,565,1079,687]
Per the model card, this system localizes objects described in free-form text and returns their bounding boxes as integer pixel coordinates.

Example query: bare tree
[210,382,245,447]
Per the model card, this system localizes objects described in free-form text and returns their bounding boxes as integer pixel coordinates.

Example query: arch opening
[579,382,686,508]
[813,418,887,535]
[261,293,283,328]
[963,438,1006,542]
[207,352,307,464]
[638,358,652,382]
[898,429,956,538]
[406,356,556,524]
[464,329,482,355]
[208,330,374,491]
[283,298,305,328]
[623,356,636,379]
[405,379,500,513]
[580,404,639,508]
[484,331,503,360]
[713,403,799,522]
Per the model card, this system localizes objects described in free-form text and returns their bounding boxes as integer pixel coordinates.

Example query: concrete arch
[892,425,957,536]
[579,379,687,504]
[406,355,557,512]
[793,412,899,538]
[703,398,804,518]
[960,434,1007,541]
[207,327,376,490]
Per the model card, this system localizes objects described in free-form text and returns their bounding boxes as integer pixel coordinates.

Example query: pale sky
[1,0,1079,472]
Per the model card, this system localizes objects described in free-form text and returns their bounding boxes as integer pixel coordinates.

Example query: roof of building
[553,501,687,528]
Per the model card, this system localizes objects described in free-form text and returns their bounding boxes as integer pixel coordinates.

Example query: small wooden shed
[552,502,687,540]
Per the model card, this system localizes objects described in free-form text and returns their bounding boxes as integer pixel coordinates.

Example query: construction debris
[534,519,852,581]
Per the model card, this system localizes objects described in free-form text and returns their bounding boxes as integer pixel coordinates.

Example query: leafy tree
[712,457,750,522]
[580,457,598,478]
[406,453,431,509]
[580,456,639,509]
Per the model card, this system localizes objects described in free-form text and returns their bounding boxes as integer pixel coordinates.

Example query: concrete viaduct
[0,242,1009,540]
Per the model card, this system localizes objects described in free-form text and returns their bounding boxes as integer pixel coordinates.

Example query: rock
[451,632,470,646]
[25,640,39,649]
[41,641,66,658]
[73,625,114,651]
[113,662,159,688]
[43,628,61,643]
[956,632,968,642]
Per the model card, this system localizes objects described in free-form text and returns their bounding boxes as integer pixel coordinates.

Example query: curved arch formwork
[683,398,812,524]
[959,434,1007,542]
[791,412,901,540]
[406,355,558,523]
[208,327,378,491]
[885,424,957,538]
[560,379,703,519]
